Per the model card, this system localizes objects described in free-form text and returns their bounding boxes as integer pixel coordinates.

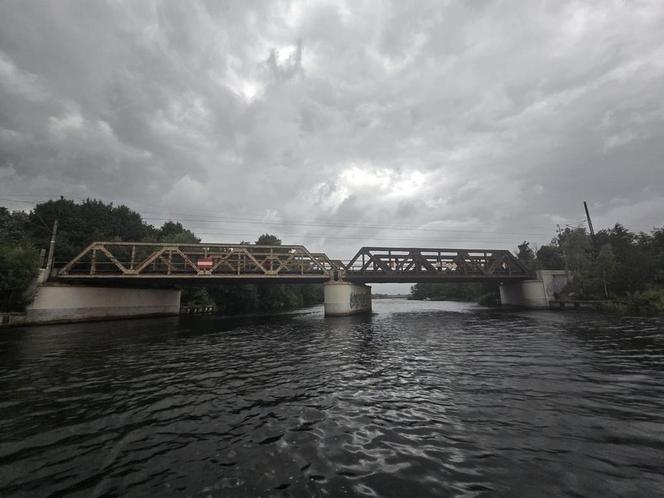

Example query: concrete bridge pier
[499,270,568,309]
[25,284,181,325]
[324,281,372,317]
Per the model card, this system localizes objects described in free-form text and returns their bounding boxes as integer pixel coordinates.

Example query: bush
[477,292,500,307]
[624,288,664,315]
[599,288,664,315]
[0,243,40,312]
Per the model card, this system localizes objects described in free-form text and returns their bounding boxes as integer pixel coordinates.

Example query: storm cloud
[1,0,663,262]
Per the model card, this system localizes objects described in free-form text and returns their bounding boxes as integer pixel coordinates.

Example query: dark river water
[1,300,664,497]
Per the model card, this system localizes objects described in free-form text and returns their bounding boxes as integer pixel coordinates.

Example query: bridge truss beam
[57,242,333,284]
[342,247,530,283]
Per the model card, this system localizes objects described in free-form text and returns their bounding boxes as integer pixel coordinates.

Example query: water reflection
[1,300,663,497]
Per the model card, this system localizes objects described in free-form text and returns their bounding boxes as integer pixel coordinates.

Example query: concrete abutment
[23,284,181,325]
[499,270,568,309]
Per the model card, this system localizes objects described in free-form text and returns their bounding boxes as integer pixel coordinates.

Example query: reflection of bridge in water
[55,242,531,285]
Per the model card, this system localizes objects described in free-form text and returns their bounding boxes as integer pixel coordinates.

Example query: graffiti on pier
[350,290,371,310]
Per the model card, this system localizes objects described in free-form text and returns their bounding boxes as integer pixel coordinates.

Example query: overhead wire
[0,196,556,237]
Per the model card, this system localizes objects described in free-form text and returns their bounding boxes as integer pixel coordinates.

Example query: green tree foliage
[25,198,153,262]
[21,198,201,262]
[0,242,40,311]
[645,227,664,282]
[517,241,536,269]
[409,282,499,304]
[157,221,200,243]
[256,233,282,245]
[558,227,592,274]
[0,207,29,244]
[535,244,565,270]
[594,224,650,295]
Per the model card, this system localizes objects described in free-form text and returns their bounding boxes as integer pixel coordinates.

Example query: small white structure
[324,281,372,316]
[499,270,568,309]
[24,284,181,324]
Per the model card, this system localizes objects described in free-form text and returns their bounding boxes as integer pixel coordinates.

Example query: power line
[192,230,533,244]
[140,216,550,236]
[0,196,554,236]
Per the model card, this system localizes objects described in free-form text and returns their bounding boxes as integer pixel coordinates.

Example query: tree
[536,244,565,270]
[595,244,617,298]
[595,224,650,295]
[558,227,592,275]
[0,242,40,311]
[25,198,157,262]
[256,233,282,245]
[647,226,664,281]
[517,241,536,269]
[0,207,29,244]
[157,221,200,243]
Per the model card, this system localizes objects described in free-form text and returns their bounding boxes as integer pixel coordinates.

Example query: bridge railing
[57,242,332,279]
[343,247,529,280]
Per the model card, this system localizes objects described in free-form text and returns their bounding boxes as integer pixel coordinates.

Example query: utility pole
[45,219,58,276]
[583,201,596,249]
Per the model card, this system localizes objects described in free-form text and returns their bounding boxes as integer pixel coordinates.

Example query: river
[1,299,663,497]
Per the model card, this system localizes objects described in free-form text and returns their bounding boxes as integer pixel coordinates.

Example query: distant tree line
[0,199,322,313]
[409,282,500,306]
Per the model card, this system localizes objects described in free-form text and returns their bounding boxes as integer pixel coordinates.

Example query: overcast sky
[1,0,663,272]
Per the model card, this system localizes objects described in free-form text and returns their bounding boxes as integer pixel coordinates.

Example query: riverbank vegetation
[409,223,664,314]
[525,224,664,313]
[0,199,322,313]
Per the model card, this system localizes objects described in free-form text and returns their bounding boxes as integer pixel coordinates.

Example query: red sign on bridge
[197,258,214,269]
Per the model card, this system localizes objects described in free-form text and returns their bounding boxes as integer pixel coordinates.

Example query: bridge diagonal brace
[410,250,437,273]
[274,252,297,274]
[96,244,130,274]
[298,246,327,273]
[173,248,200,273]
[134,247,169,274]
[368,252,390,273]
[242,249,269,274]
[58,242,97,275]
[210,252,236,273]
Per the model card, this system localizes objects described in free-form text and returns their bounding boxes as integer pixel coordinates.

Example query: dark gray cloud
[1,0,663,266]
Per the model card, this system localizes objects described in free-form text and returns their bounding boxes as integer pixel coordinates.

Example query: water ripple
[1,300,664,497]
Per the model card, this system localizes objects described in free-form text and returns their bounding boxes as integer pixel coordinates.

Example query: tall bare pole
[583,201,596,248]
[45,219,58,275]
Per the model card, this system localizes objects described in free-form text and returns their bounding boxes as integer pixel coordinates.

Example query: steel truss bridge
[55,242,531,285]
